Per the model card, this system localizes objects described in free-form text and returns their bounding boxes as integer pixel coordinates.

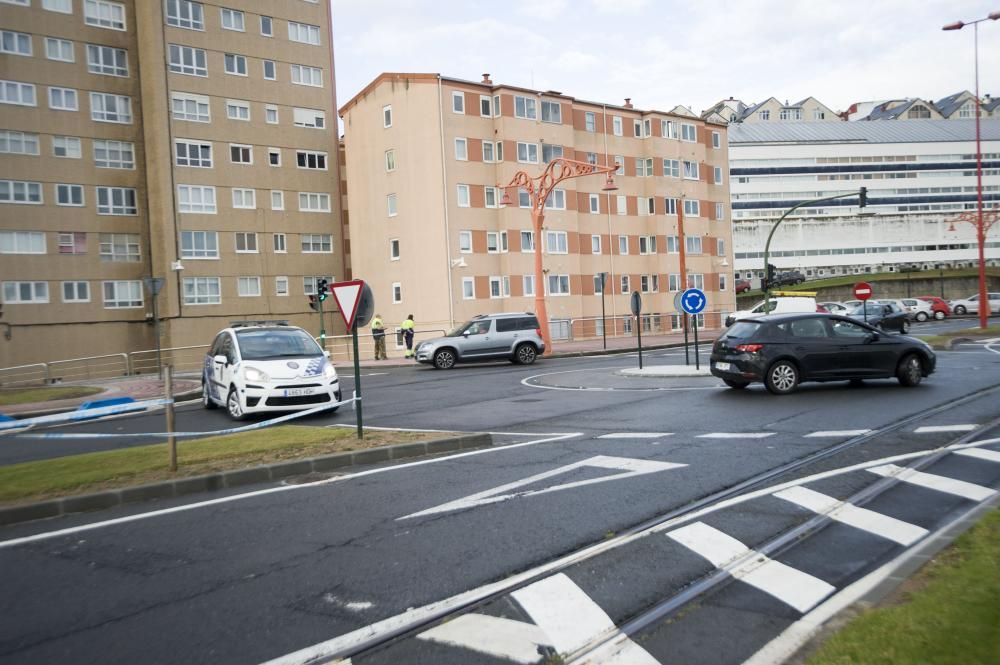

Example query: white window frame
[454,137,468,161]
[714,166,723,184]
[458,230,472,253]
[684,199,700,217]
[85,0,126,31]
[618,235,629,255]
[301,234,332,253]
[288,21,321,45]
[540,100,561,123]
[0,231,46,254]
[389,238,400,261]
[262,60,276,80]
[3,281,49,304]
[56,183,85,207]
[62,281,90,303]
[168,44,207,77]
[298,192,331,212]
[683,160,699,180]
[514,95,536,120]
[234,231,258,253]
[616,194,627,216]
[275,276,288,296]
[180,230,219,259]
[292,107,325,129]
[290,64,323,87]
[89,92,132,123]
[260,15,272,37]
[272,232,286,253]
[0,130,39,156]
[177,184,216,214]
[270,190,284,211]
[456,184,470,207]
[386,193,397,217]
[45,37,74,62]
[231,188,255,209]
[166,0,204,30]
[95,187,136,215]
[48,87,78,111]
[0,180,43,204]
[545,230,568,254]
[98,233,140,261]
[224,53,248,77]
[52,136,81,159]
[612,116,623,136]
[220,7,244,32]
[86,44,128,76]
[589,193,600,214]
[523,275,535,297]
[183,277,221,305]
[0,80,36,107]
[174,139,212,168]
[462,277,475,300]
[712,131,721,148]
[43,0,73,12]
[1,30,32,56]
[237,276,261,297]
[383,105,392,128]
[451,90,465,114]
[265,105,278,124]
[172,92,210,122]
[296,150,327,170]
[392,282,402,304]
[547,274,570,296]
[517,142,538,164]
[480,95,491,117]
[591,234,601,254]
[681,123,697,142]
[229,143,252,165]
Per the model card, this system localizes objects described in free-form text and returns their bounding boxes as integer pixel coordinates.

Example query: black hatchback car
[710,312,936,394]
[847,302,911,334]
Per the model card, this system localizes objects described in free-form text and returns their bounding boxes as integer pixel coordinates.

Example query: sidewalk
[1,331,713,417]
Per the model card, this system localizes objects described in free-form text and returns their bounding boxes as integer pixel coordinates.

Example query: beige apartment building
[340,73,735,341]
[0,0,343,367]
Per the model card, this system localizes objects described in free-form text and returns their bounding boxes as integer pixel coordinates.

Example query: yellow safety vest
[371,317,384,330]
[401,319,415,331]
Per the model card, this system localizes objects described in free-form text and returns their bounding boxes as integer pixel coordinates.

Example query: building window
[687,274,704,290]
[454,137,468,161]
[514,95,536,119]
[545,230,568,254]
[183,277,221,304]
[48,87,78,111]
[683,199,700,217]
[719,274,727,291]
[717,238,725,256]
[0,130,39,155]
[291,64,323,87]
[662,119,677,138]
[180,230,218,259]
[43,0,73,12]
[3,281,49,304]
[1,30,32,56]
[814,109,825,120]
[523,275,535,297]
[269,147,281,166]
[589,193,599,214]
[681,123,697,142]
[270,191,284,210]
[614,157,624,175]
[56,184,84,206]
[302,234,332,253]
[386,193,397,216]
[390,238,400,260]
[288,21,321,45]
[457,184,470,207]
[175,140,211,167]
[94,139,134,168]
[298,192,331,212]
[485,186,498,208]
[234,232,257,253]
[586,152,597,165]
[714,166,723,184]
[392,282,402,304]
[518,188,530,208]
[668,274,680,292]
[487,231,507,253]
[666,235,679,253]
[229,144,252,164]
[275,276,288,296]
[479,95,491,117]
[166,0,203,30]
[385,149,396,171]
[666,197,677,215]
[45,37,74,62]
[540,100,561,123]
[57,232,86,255]
[458,230,472,252]
[62,281,90,303]
[172,92,209,122]
[177,184,216,213]
[547,274,570,296]
[612,116,623,136]
[618,235,628,255]
[489,276,511,298]
[620,275,629,294]
[85,0,126,30]
[639,235,657,254]
[685,236,702,254]
[292,107,325,128]
[517,142,538,163]
[683,160,699,180]
[0,180,42,204]
[759,110,770,121]
[0,231,46,254]
[450,90,465,114]
[296,150,327,170]
[584,111,596,132]
[0,80,36,106]
[383,104,392,127]
[272,232,286,252]
[90,92,132,123]
[712,131,721,148]
[52,136,81,159]
[220,7,244,31]
[265,105,278,124]
[168,44,206,76]
[544,189,566,210]
[232,188,255,209]
[616,194,626,215]
[86,44,127,76]
[303,276,334,296]
[98,233,139,261]
[263,60,276,80]
[716,202,724,220]
[224,53,247,76]
[591,234,601,254]
[237,276,261,297]
[663,159,680,178]
[542,144,563,163]
[462,277,475,299]
[520,230,534,252]
[636,157,653,177]
[96,187,136,215]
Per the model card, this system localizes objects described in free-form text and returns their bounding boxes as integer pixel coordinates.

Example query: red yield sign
[854,282,874,301]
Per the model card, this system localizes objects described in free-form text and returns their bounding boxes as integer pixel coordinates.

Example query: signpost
[854,281,873,324]
[143,277,165,377]
[330,280,373,439]
[680,288,707,370]
[631,291,643,369]
[673,291,690,365]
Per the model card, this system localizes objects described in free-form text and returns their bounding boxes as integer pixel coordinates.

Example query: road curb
[0,432,492,527]
[7,389,202,419]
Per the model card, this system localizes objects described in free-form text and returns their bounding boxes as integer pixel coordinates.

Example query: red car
[735,278,752,294]
[917,296,950,320]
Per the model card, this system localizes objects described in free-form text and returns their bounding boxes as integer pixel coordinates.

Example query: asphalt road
[0,334,998,665]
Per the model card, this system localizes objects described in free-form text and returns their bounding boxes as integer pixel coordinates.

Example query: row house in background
[0,0,343,366]
[339,73,735,340]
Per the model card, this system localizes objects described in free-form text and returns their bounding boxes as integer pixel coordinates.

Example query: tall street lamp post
[500,158,618,354]
[943,11,1000,329]
[599,272,608,350]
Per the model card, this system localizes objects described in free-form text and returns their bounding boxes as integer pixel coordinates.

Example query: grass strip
[915,324,1000,349]
[805,507,1000,665]
[0,425,447,506]
[0,386,104,407]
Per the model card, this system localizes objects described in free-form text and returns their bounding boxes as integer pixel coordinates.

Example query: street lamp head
[942,20,965,30]
[601,174,618,192]
[990,11,1000,20]
[499,189,513,207]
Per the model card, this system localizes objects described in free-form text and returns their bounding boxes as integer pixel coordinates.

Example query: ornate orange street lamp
[946,204,999,328]
[499,157,618,354]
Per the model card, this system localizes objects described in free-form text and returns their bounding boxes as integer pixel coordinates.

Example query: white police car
[202,321,341,420]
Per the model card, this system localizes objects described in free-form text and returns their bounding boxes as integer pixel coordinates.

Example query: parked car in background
[416,312,544,369]
[847,302,911,333]
[735,278,752,294]
[842,299,864,310]
[899,298,934,322]
[710,313,935,394]
[819,301,850,314]
[725,295,820,327]
[772,270,805,287]
[917,295,950,320]
[949,292,1000,315]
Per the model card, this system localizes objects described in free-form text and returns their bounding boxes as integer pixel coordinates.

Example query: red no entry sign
[854,282,873,301]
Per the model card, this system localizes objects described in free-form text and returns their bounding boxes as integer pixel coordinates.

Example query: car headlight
[323,363,337,380]
[244,367,269,382]
[417,342,428,352]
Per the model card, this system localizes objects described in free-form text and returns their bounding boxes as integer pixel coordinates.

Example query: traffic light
[316,279,329,302]
[859,186,868,209]
[308,295,318,311]
[763,263,777,290]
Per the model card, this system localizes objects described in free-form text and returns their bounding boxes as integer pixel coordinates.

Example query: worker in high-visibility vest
[401,314,416,358]
[371,314,387,360]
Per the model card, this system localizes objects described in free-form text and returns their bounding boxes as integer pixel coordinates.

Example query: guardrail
[0,363,50,388]
[130,345,210,376]
[46,353,130,383]
[565,311,727,341]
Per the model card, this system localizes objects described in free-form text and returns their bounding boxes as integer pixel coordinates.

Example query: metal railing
[46,353,130,383]
[316,329,448,361]
[0,363,50,388]
[130,345,210,376]
[565,311,727,342]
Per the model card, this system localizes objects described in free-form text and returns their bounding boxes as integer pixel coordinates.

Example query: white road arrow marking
[399,455,686,520]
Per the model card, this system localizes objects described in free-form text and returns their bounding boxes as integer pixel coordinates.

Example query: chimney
[481,73,492,85]
[623,98,633,109]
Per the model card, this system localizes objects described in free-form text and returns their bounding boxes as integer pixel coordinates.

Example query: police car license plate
[714,362,731,371]
[284,388,316,397]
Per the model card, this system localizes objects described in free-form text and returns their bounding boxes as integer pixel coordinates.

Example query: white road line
[772,486,927,546]
[419,614,550,664]
[804,429,872,438]
[697,432,775,439]
[914,424,977,433]
[954,448,1000,463]
[666,522,835,613]
[512,573,659,663]
[598,433,674,439]
[868,464,997,501]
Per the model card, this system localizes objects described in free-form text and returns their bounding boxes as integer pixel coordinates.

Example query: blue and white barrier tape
[9,397,354,440]
[0,398,173,434]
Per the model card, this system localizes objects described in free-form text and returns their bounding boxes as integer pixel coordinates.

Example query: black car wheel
[202,381,216,409]
[765,360,799,395]
[226,386,245,421]
[954,305,967,315]
[514,343,537,365]
[901,320,909,334]
[723,379,749,390]
[433,348,456,369]
[897,354,923,387]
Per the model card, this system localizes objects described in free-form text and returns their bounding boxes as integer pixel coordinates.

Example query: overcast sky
[330,0,1000,120]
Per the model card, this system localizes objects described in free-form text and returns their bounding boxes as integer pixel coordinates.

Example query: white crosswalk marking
[914,424,977,433]
[599,433,674,439]
[513,574,659,663]
[954,448,1000,463]
[868,464,997,501]
[419,614,550,664]
[697,432,775,439]
[773,486,927,545]
[666,522,835,613]
[804,430,872,438]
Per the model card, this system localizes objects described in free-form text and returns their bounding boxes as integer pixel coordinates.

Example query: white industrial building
[728,120,1000,282]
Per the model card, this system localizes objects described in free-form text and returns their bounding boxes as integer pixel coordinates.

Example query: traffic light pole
[317,296,326,350]
[763,188,867,312]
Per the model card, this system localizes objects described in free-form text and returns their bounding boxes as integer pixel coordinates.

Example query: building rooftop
[729,119,1000,145]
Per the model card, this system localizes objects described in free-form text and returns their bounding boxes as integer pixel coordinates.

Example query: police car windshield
[235,329,323,360]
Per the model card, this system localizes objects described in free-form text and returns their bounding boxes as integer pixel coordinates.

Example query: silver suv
[416,313,545,369]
